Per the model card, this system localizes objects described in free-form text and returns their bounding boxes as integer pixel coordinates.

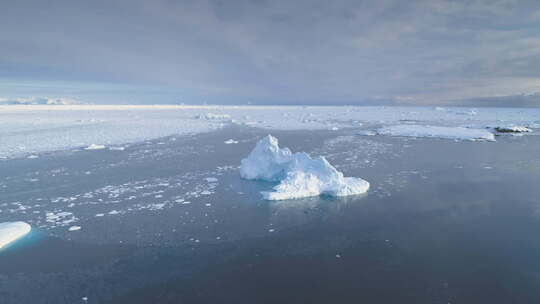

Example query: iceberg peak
[240,135,370,200]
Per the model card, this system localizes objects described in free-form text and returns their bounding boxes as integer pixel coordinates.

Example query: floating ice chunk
[378,125,495,141]
[205,177,218,183]
[84,144,106,150]
[224,139,239,144]
[109,146,126,151]
[357,130,376,136]
[493,126,532,133]
[68,226,81,231]
[240,135,370,200]
[0,222,31,249]
[197,113,231,120]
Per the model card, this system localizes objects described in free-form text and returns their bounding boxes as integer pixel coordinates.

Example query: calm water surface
[1,126,540,303]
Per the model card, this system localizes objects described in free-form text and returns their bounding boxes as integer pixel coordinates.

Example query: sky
[1,0,540,106]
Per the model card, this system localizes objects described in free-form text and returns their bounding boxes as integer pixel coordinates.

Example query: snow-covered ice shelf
[377,125,496,141]
[0,222,31,249]
[240,135,370,200]
[1,105,539,158]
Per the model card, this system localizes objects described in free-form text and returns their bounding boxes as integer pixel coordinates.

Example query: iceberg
[240,135,370,200]
[378,125,495,141]
[0,222,31,249]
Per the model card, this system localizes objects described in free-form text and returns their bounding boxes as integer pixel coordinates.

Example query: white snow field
[0,222,31,249]
[378,125,496,141]
[240,135,370,200]
[1,105,539,158]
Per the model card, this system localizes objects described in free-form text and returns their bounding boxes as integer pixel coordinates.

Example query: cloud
[1,0,540,105]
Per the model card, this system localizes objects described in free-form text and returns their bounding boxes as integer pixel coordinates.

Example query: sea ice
[240,135,370,200]
[0,222,31,249]
[2,105,540,158]
[378,125,495,141]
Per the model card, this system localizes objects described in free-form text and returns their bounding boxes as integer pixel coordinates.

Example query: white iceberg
[378,125,495,141]
[240,135,370,200]
[0,222,31,249]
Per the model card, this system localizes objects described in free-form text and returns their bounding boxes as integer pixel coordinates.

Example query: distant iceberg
[84,144,107,150]
[492,126,532,133]
[196,113,231,120]
[0,97,81,105]
[0,222,31,249]
[240,135,370,200]
[378,125,495,141]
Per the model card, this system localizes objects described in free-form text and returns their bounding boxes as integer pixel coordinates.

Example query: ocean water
[1,126,540,303]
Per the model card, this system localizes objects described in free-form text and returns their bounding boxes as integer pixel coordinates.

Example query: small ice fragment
[205,177,218,183]
[205,203,212,207]
[84,144,106,150]
[68,226,81,231]
[335,254,341,258]
[224,139,239,144]
[109,146,125,151]
[357,130,376,136]
[268,229,275,233]
[27,155,39,159]
[196,113,231,120]
[95,213,104,217]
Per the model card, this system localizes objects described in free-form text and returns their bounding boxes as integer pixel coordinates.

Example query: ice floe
[0,222,31,249]
[240,135,370,200]
[84,144,106,150]
[377,125,495,141]
[68,225,81,231]
[224,139,239,144]
[197,113,231,120]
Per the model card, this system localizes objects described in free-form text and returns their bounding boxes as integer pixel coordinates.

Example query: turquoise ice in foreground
[0,222,31,249]
[240,135,370,200]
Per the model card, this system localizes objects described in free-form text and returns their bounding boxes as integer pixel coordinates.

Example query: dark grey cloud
[1,0,540,105]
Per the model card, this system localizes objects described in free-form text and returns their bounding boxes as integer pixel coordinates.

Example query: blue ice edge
[0,226,45,254]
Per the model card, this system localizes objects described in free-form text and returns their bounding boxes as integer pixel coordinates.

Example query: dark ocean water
[1,126,540,303]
